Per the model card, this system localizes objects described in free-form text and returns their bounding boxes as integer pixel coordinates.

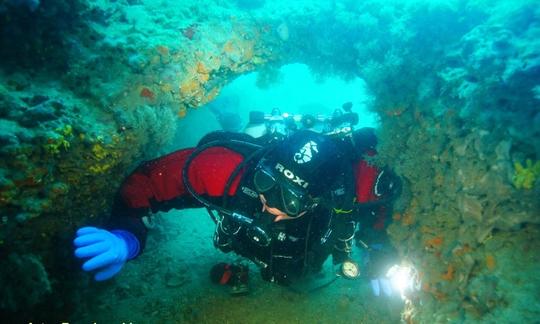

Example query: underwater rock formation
[0,253,51,311]
[338,2,540,322]
[0,0,538,322]
[0,0,280,319]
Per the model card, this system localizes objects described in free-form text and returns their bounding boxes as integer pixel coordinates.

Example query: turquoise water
[173,63,378,148]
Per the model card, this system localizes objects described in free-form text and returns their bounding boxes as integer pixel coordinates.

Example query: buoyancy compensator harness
[181,131,316,283]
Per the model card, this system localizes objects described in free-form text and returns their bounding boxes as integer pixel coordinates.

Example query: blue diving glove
[73,226,140,281]
[364,243,397,297]
[370,277,393,297]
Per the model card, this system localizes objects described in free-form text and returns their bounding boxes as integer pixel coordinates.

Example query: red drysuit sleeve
[107,146,245,253]
[354,159,379,204]
[120,147,245,209]
[354,154,387,231]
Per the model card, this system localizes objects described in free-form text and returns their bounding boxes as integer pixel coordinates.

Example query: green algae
[513,159,540,190]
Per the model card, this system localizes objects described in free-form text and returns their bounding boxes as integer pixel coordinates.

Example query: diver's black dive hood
[257,130,346,198]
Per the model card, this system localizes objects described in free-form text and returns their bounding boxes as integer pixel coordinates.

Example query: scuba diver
[243,107,298,144]
[207,94,244,133]
[73,126,400,294]
[323,102,359,134]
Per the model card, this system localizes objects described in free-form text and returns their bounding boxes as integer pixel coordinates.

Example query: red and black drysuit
[107,134,392,285]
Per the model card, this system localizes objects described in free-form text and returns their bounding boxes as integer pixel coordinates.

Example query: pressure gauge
[341,260,360,279]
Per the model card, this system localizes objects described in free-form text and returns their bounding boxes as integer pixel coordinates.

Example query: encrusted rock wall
[368,4,540,322]
[305,2,539,322]
[275,0,539,321]
[0,0,281,317]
